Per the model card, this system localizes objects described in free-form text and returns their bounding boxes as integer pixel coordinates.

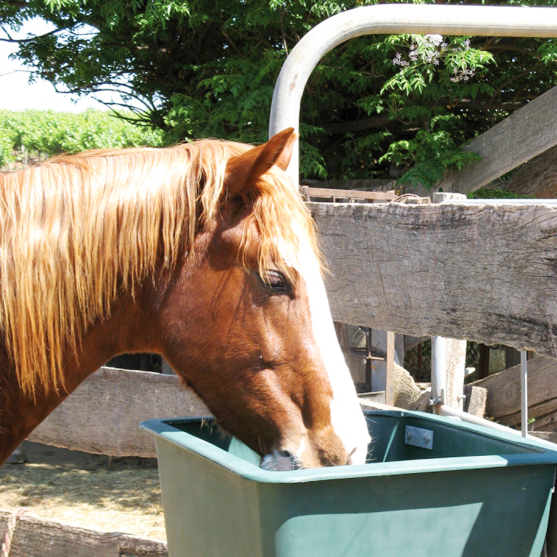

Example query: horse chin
[260,451,301,471]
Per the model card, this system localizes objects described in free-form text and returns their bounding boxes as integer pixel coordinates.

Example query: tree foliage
[2,0,557,188]
[0,109,163,167]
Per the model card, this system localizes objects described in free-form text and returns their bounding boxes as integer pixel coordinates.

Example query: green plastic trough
[141,410,557,557]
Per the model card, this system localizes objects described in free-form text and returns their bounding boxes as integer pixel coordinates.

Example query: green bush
[0,109,164,166]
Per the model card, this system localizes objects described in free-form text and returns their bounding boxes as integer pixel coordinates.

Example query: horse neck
[0,289,155,464]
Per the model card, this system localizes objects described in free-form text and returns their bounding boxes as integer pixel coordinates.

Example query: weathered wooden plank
[300,186,396,201]
[304,178,396,191]
[437,85,557,194]
[27,367,211,458]
[469,357,557,422]
[463,385,487,418]
[506,144,557,199]
[531,431,557,443]
[443,339,467,409]
[523,409,557,432]
[312,202,557,357]
[0,510,168,557]
[497,397,557,429]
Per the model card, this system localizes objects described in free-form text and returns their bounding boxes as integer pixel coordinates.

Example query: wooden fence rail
[437,85,557,194]
[0,510,167,557]
[312,201,557,357]
[27,367,210,458]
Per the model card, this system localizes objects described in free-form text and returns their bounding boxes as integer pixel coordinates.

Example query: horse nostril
[277,449,300,470]
[260,449,298,471]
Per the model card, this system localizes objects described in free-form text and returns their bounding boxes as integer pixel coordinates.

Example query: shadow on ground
[0,441,165,540]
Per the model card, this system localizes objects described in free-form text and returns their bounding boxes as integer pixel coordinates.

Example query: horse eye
[258,270,291,293]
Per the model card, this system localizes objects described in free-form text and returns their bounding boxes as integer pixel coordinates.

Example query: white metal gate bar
[269,3,557,184]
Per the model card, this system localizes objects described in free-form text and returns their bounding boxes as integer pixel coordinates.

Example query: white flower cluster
[392,52,409,67]
[450,68,475,83]
[392,35,475,82]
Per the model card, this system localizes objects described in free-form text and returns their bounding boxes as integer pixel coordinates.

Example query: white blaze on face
[286,233,371,465]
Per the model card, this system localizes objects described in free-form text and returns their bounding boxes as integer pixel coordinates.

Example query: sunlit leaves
[379,126,481,189]
[0,109,163,167]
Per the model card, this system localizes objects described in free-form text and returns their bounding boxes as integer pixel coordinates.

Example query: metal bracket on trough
[405,425,434,450]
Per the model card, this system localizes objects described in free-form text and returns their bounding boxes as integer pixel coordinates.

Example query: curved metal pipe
[438,403,557,449]
[269,3,557,184]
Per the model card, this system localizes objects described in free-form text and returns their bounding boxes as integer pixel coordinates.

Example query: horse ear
[271,128,298,171]
[225,128,298,197]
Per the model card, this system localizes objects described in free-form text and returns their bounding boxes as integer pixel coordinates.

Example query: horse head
[0,129,369,469]
[150,129,370,469]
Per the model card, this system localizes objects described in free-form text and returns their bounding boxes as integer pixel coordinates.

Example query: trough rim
[141,409,557,485]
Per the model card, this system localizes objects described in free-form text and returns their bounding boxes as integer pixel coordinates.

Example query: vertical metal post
[431,336,446,415]
[521,350,528,437]
[385,331,395,406]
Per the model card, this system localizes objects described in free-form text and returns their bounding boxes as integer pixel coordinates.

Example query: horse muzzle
[260,450,301,471]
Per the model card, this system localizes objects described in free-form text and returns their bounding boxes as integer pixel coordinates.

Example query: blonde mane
[0,140,318,397]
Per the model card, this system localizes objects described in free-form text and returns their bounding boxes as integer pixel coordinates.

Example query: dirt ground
[0,441,166,541]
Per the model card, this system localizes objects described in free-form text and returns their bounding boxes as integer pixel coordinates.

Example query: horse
[0,128,370,470]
